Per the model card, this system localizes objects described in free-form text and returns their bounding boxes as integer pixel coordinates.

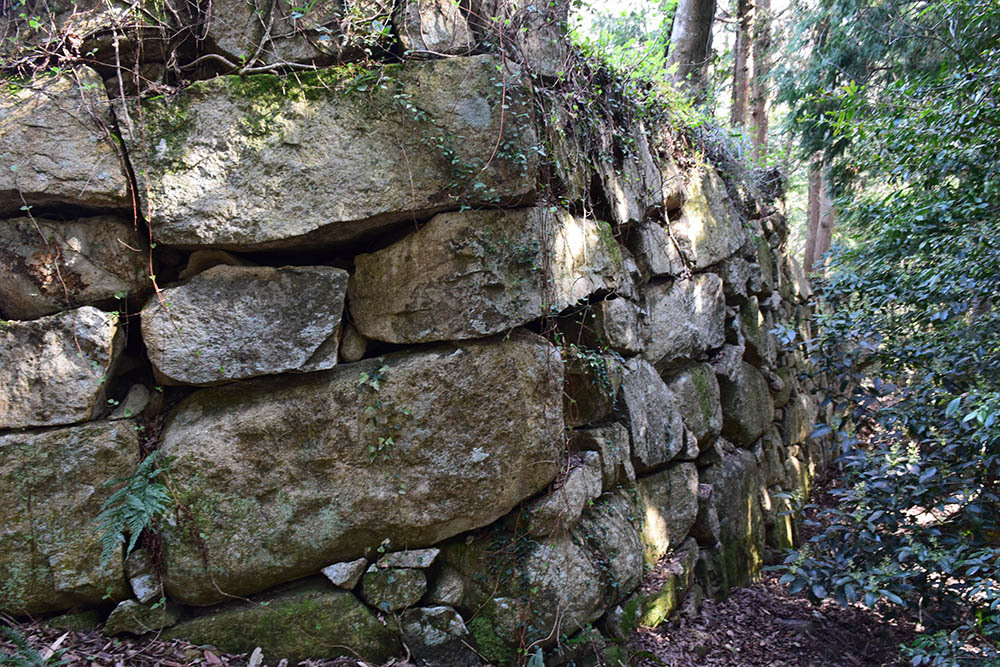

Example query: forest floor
[629,475,919,667]
[2,480,919,667]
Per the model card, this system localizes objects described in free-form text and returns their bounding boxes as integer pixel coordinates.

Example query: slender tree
[749,0,770,161]
[730,0,753,129]
[666,0,717,97]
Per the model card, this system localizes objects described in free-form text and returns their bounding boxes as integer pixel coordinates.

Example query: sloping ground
[629,573,916,666]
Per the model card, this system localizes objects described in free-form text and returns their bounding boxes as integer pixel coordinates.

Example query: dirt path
[629,572,916,667]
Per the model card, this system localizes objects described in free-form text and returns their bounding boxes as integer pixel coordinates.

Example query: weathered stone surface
[0,67,130,212]
[122,56,536,251]
[141,265,348,385]
[396,0,474,55]
[426,566,465,607]
[719,361,775,447]
[110,385,151,421]
[564,353,624,427]
[0,420,134,615]
[772,367,795,409]
[204,0,393,67]
[339,322,368,363]
[0,216,149,320]
[558,298,642,358]
[636,463,699,564]
[163,581,400,663]
[526,451,602,537]
[378,548,440,569]
[624,220,686,280]
[740,297,776,367]
[783,392,817,446]
[785,255,813,301]
[177,249,251,281]
[761,427,787,487]
[0,306,124,429]
[47,609,101,632]
[445,492,642,652]
[629,538,699,628]
[715,255,762,304]
[401,606,479,667]
[510,0,569,79]
[321,558,368,590]
[665,363,722,448]
[598,124,662,225]
[349,207,624,344]
[570,423,635,490]
[361,567,427,612]
[640,273,726,369]
[619,358,686,472]
[126,549,160,604]
[690,482,721,546]
[104,599,181,636]
[701,447,765,592]
[159,334,564,605]
[671,168,746,270]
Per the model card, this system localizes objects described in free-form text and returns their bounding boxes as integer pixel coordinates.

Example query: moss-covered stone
[121,55,538,252]
[104,599,181,636]
[467,607,517,665]
[361,568,427,612]
[163,580,400,663]
[46,609,101,632]
[0,420,134,616]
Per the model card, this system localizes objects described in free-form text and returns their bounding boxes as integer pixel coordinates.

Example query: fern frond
[95,451,172,569]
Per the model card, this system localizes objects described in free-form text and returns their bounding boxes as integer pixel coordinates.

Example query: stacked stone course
[0,2,831,663]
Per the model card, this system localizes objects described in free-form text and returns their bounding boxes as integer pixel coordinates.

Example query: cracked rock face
[0,306,124,429]
[0,216,150,320]
[0,67,130,212]
[141,265,348,386]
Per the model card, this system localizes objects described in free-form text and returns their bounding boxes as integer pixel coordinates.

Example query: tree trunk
[666,0,718,97]
[815,178,835,266]
[750,0,770,162]
[730,0,753,130]
[803,156,822,271]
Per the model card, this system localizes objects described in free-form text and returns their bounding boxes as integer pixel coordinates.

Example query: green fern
[95,451,172,568]
[0,625,67,666]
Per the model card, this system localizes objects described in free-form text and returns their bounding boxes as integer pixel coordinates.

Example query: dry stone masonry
[0,2,832,664]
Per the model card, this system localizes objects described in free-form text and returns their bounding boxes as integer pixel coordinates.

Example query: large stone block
[636,463,699,564]
[700,447,765,593]
[719,361,775,447]
[0,216,150,321]
[623,220,685,281]
[619,358,686,472]
[0,306,124,429]
[163,580,400,663]
[349,207,625,343]
[395,0,475,55]
[141,265,348,385]
[0,67,130,212]
[158,333,564,605]
[664,363,722,448]
[670,168,746,270]
[0,420,135,615]
[121,55,536,251]
[204,0,395,66]
[640,273,726,369]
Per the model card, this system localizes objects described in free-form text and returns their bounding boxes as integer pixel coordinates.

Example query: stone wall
[0,2,831,664]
